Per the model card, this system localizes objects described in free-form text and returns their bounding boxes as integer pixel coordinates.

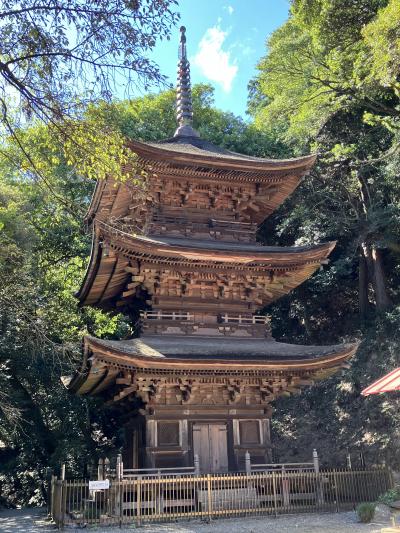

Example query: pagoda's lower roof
[87,335,353,361]
[64,334,358,397]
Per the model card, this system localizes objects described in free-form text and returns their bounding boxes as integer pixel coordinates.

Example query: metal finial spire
[174,26,199,138]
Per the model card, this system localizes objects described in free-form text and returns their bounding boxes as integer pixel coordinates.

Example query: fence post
[245,451,251,474]
[272,471,278,518]
[60,464,66,530]
[136,476,142,526]
[313,449,320,473]
[207,474,213,521]
[97,458,104,480]
[115,454,123,526]
[333,470,339,512]
[194,454,200,476]
[346,453,352,470]
[313,449,325,506]
[104,457,110,479]
[50,475,56,521]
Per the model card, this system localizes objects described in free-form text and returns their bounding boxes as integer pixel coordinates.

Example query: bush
[378,488,400,505]
[357,502,376,523]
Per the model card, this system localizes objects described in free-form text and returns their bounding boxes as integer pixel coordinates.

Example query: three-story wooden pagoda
[65,27,357,473]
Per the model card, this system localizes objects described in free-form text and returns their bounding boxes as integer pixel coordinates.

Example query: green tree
[250,0,400,467]
[251,0,400,314]
[0,0,179,196]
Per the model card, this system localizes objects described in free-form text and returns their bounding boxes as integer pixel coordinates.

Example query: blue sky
[149,0,290,118]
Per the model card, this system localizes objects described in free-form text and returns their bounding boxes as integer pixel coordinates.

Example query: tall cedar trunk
[361,243,392,311]
[371,246,392,311]
[358,252,370,317]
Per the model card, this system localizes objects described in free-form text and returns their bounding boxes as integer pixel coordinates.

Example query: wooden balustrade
[140,311,268,325]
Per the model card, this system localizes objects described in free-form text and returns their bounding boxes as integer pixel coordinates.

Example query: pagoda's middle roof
[95,220,335,261]
[77,222,335,308]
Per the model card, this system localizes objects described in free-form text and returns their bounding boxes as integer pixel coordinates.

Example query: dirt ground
[0,507,397,532]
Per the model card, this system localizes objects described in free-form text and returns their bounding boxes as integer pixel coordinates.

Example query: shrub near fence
[50,467,393,528]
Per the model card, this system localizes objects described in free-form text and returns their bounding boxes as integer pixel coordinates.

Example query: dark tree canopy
[249,0,400,470]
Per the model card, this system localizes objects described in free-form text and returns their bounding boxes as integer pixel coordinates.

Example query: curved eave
[90,337,358,371]
[76,223,336,307]
[85,180,106,223]
[75,228,101,303]
[126,139,317,173]
[66,337,358,395]
[97,221,336,265]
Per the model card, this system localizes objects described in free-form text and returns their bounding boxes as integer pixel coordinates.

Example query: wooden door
[193,423,228,473]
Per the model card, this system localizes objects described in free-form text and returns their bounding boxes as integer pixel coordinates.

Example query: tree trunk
[361,243,392,311]
[358,253,370,317]
[371,246,392,311]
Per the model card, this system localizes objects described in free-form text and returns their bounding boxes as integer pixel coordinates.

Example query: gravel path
[0,507,396,532]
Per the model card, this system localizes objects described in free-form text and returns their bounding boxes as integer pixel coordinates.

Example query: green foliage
[363,0,400,90]
[0,84,285,508]
[250,0,399,147]
[252,0,400,470]
[357,502,376,523]
[378,487,400,505]
[0,0,179,207]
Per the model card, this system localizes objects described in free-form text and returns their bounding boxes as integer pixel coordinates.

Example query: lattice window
[157,422,180,446]
[239,421,260,445]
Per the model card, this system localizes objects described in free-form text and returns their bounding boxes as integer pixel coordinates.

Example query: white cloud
[225,5,234,15]
[192,26,238,93]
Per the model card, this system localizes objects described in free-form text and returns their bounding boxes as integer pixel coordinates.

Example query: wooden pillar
[145,419,156,468]
[194,454,200,475]
[313,449,320,473]
[313,449,324,505]
[245,451,251,474]
[114,454,123,520]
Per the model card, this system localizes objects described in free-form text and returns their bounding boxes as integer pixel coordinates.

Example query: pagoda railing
[140,311,194,321]
[140,311,268,325]
[150,213,258,233]
[220,314,269,325]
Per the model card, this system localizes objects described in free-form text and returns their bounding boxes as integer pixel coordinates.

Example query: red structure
[362,368,400,396]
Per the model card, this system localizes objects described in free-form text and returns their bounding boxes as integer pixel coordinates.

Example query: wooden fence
[50,467,393,528]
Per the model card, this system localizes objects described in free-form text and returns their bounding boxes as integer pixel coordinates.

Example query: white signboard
[89,479,110,490]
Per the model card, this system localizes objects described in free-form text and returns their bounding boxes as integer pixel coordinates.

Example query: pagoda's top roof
[127,136,316,172]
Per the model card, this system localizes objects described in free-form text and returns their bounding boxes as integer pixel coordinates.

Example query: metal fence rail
[50,467,393,529]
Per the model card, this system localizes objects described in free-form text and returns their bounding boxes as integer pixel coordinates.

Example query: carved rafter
[119,267,291,310]
[227,379,242,403]
[106,373,317,407]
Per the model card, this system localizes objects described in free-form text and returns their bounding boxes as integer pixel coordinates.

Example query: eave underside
[77,224,334,309]
[65,335,358,399]
[85,145,315,226]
